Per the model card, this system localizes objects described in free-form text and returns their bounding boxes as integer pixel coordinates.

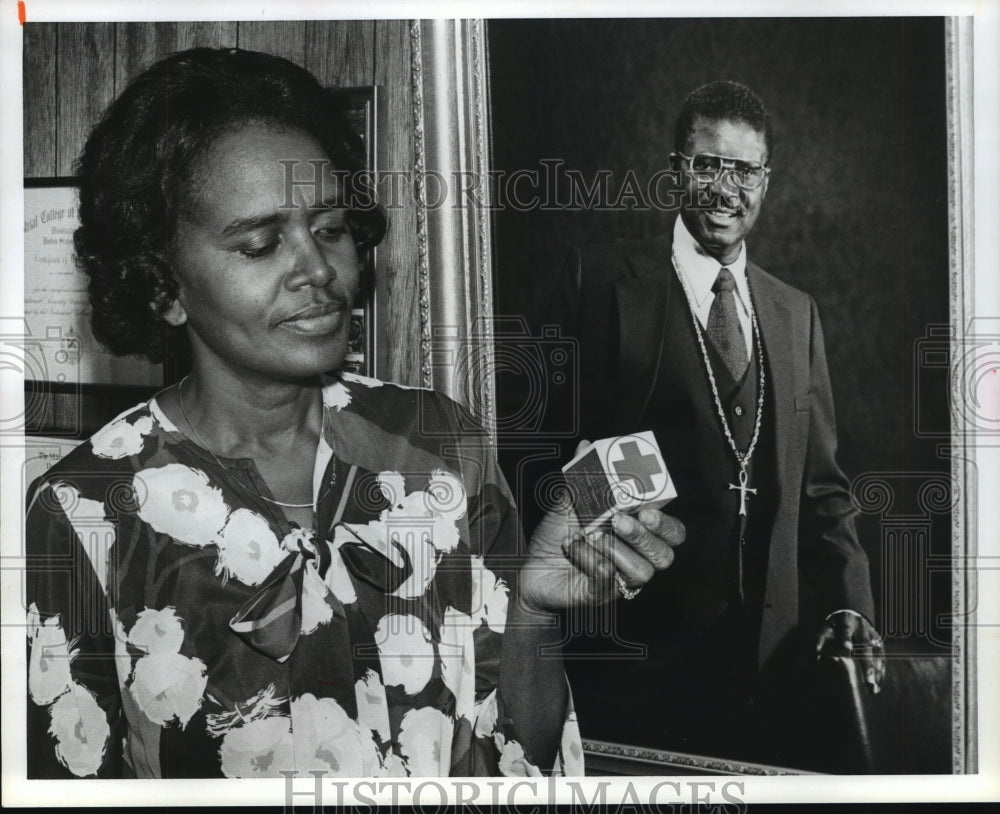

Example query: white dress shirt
[671,216,754,360]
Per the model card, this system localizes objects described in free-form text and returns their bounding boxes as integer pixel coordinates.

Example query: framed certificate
[22,178,164,438]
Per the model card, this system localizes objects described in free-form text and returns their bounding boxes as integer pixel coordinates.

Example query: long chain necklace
[176,375,320,510]
[672,249,766,517]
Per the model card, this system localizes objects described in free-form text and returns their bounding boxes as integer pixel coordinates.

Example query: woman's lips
[277,302,347,334]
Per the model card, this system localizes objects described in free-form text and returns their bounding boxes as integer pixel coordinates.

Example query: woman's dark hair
[75,47,387,362]
[674,80,773,164]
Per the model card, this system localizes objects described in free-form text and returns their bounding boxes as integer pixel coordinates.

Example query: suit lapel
[746,263,794,497]
[614,235,673,431]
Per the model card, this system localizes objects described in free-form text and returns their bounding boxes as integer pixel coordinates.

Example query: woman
[25,47,682,779]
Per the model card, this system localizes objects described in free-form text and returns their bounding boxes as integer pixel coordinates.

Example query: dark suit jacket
[547,227,875,670]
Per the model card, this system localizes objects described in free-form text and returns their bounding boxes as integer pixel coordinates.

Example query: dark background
[488,17,954,769]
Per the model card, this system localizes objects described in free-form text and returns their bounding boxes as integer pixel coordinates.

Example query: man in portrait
[544,80,885,764]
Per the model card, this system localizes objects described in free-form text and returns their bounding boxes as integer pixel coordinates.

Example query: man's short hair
[674,80,773,163]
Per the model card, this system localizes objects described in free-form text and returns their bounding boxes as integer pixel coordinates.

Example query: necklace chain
[672,249,766,475]
[176,375,319,510]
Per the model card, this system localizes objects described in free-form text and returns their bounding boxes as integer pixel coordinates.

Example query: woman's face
[165,123,360,384]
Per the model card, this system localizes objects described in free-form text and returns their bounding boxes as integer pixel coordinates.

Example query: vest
[562,265,781,745]
[583,266,778,673]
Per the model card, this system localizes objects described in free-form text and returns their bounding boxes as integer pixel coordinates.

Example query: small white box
[561,431,676,531]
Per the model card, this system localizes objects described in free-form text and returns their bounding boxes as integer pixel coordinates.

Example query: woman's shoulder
[324,371,486,438]
[27,398,161,499]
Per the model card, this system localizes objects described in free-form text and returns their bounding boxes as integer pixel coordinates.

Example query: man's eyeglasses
[672,152,771,191]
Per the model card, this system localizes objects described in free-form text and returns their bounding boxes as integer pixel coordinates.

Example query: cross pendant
[728,467,757,517]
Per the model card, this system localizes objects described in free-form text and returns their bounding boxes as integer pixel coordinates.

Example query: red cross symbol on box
[611,440,663,495]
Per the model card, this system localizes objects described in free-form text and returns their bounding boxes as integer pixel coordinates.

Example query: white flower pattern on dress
[424,469,467,551]
[290,693,383,776]
[554,710,584,775]
[379,751,408,776]
[129,652,208,728]
[215,508,286,587]
[439,607,475,719]
[135,463,229,547]
[26,381,585,778]
[375,613,435,695]
[128,606,185,655]
[377,470,407,507]
[345,470,468,600]
[339,371,384,388]
[50,484,116,593]
[48,682,110,777]
[217,715,295,778]
[323,531,360,605]
[107,608,133,686]
[324,380,353,410]
[495,733,543,777]
[340,371,419,391]
[474,689,500,739]
[91,414,154,459]
[299,560,334,634]
[354,669,391,742]
[469,555,509,633]
[398,706,452,777]
[205,683,286,736]
[280,526,316,555]
[27,606,75,706]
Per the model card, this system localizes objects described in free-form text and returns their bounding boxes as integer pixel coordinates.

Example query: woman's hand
[519,491,685,613]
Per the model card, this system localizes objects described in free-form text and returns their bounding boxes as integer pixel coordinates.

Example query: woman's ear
[149,261,187,326]
[158,297,188,326]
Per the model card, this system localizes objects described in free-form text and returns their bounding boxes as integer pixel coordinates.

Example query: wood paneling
[236,21,307,65]
[373,19,420,386]
[115,22,237,91]
[22,23,56,177]
[305,19,375,87]
[175,21,239,53]
[23,19,418,386]
[55,23,115,176]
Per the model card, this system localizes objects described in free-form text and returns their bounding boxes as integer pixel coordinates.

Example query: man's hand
[519,491,685,613]
[815,610,886,693]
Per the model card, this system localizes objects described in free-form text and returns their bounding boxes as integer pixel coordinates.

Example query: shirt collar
[672,216,750,311]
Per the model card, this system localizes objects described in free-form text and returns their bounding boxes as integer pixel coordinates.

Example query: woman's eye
[316,225,349,241]
[238,241,278,259]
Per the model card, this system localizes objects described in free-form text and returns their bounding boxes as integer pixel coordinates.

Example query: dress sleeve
[25,478,126,778]
[448,399,585,776]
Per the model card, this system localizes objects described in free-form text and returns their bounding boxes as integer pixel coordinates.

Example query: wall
[22,20,422,386]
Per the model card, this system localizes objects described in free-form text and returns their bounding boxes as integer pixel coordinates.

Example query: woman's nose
[286,232,334,289]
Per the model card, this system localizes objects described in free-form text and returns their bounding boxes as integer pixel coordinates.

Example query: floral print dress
[25,372,583,778]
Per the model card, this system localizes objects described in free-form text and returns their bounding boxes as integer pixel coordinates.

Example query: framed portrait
[487,15,975,777]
